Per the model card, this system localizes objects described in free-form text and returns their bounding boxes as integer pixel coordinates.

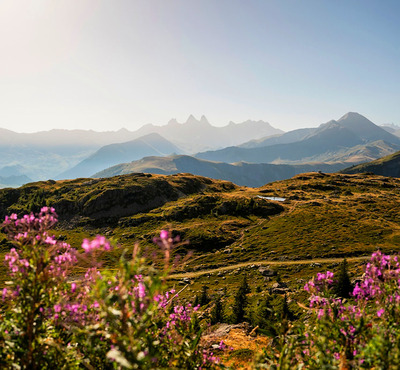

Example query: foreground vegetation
[2,207,400,368]
[0,207,222,369]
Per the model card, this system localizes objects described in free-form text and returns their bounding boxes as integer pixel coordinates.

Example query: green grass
[1,171,400,290]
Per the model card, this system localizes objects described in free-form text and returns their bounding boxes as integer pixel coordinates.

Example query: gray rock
[259,267,277,277]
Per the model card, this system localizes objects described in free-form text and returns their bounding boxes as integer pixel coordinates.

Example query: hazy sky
[0,0,399,132]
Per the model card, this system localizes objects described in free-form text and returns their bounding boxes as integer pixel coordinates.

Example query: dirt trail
[169,256,369,279]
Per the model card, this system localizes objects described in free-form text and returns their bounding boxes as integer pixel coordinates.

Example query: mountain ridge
[196,113,400,164]
[92,154,351,187]
[57,133,182,180]
[341,150,400,177]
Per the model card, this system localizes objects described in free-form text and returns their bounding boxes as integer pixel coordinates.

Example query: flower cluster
[259,251,400,368]
[81,235,112,253]
[0,209,221,369]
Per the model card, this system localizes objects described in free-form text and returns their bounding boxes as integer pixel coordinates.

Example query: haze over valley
[1,112,399,188]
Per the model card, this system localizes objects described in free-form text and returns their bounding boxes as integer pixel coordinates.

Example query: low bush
[0,207,223,369]
[256,251,400,369]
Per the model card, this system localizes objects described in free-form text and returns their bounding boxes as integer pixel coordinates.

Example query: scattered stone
[258,267,277,277]
[271,282,287,289]
[271,287,290,294]
[311,262,322,268]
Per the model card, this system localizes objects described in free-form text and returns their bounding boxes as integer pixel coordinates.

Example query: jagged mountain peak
[185,114,211,126]
[167,118,179,126]
[200,115,210,124]
[117,128,130,133]
[186,114,198,124]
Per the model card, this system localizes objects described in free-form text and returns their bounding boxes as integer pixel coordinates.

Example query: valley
[1,171,400,283]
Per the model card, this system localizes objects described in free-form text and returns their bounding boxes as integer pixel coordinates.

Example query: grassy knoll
[1,171,400,285]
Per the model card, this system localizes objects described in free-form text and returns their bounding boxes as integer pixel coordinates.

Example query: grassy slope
[341,150,400,177]
[2,171,400,366]
[1,171,400,280]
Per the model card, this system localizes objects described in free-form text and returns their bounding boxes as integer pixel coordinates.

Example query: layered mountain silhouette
[58,133,182,180]
[341,150,400,177]
[380,123,400,136]
[93,154,348,187]
[0,128,137,181]
[196,113,400,164]
[0,116,282,181]
[239,128,316,148]
[132,115,283,152]
[2,112,399,186]
[0,175,32,188]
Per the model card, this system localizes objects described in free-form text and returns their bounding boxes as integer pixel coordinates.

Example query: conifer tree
[252,294,275,330]
[232,275,251,324]
[210,295,224,325]
[199,285,210,306]
[333,258,353,298]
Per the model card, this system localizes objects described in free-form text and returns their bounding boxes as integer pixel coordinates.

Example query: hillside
[1,172,400,277]
[58,133,182,180]
[239,127,316,148]
[196,112,400,164]
[341,150,400,177]
[93,154,348,187]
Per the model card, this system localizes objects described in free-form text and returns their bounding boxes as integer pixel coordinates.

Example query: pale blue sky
[0,0,399,132]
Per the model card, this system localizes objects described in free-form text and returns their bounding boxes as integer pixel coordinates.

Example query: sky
[0,0,399,133]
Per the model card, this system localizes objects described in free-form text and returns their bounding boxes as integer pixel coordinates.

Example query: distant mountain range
[93,154,349,187]
[380,123,400,136]
[0,116,282,182]
[0,128,135,180]
[132,115,283,152]
[196,113,400,164]
[58,133,182,180]
[2,112,400,187]
[0,175,32,188]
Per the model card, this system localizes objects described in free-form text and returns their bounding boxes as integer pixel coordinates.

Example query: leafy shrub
[0,208,222,369]
[256,251,400,368]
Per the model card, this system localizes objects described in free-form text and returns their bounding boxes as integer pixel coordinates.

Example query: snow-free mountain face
[1,112,397,185]
[0,115,282,181]
[314,112,399,143]
[132,115,284,152]
[92,154,349,187]
[239,128,316,149]
[58,133,182,180]
[196,113,400,164]
[0,128,141,180]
